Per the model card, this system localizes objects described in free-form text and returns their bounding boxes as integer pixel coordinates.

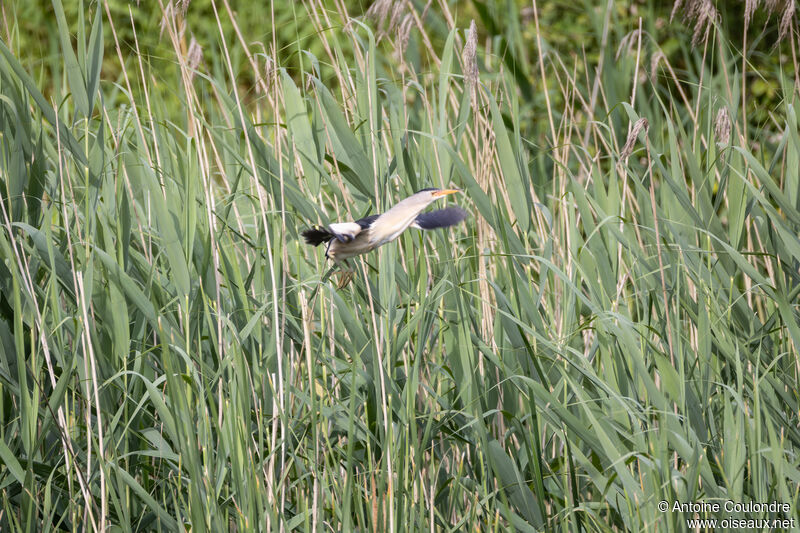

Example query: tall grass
[0,0,798,531]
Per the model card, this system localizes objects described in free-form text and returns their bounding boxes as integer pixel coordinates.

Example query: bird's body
[301,188,467,267]
[323,216,381,262]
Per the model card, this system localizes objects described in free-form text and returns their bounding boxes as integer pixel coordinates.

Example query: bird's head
[374,187,463,241]
[412,187,461,207]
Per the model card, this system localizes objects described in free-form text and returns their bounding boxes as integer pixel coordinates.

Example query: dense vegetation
[0,0,798,530]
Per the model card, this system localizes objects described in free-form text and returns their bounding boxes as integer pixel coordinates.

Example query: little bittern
[302,188,468,285]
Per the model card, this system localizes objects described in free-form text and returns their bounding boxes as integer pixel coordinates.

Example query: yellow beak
[432,189,461,197]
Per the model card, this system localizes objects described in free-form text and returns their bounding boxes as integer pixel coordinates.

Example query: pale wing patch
[327,222,364,243]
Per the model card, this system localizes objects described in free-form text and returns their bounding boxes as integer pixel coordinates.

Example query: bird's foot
[335,269,355,289]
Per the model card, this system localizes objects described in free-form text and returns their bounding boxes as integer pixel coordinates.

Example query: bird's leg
[335,260,355,289]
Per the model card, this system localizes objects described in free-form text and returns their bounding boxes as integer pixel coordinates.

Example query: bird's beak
[432,189,461,197]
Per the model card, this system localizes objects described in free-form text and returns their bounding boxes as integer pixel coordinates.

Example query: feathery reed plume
[367,0,411,43]
[650,50,666,80]
[779,0,795,40]
[620,118,650,161]
[366,0,393,38]
[390,1,406,33]
[463,20,479,111]
[674,0,796,45]
[180,0,191,15]
[671,0,684,22]
[714,107,732,146]
[745,0,758,30]
[365,0,392,23]
[690,0,719,45]
[671,0,719,45]
[616,29,642,60]
[187,36,203,81]
[397,14,414,57]
[160,1,174,39]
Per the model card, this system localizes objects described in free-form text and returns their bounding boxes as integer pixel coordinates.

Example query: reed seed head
[463,20,479,109]
[715,107,732,146]
[621,118,650,161]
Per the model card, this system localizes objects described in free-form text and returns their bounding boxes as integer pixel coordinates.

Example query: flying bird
[302,188,468,285]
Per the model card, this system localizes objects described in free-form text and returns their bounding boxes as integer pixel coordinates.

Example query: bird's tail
[301,227,334,246]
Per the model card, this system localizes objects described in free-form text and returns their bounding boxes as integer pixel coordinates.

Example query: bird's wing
[355,214,380,229]
[327,222,366,243]
[302,214,379,246]
[411,206,469,230]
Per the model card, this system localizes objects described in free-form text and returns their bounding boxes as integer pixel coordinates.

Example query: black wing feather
[355,214,380,229]
[414,207,469,230]
[301,227,334,246]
